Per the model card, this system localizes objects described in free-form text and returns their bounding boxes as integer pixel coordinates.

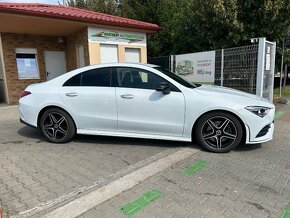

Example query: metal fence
[148,38,276,101]
[214,45,259,94]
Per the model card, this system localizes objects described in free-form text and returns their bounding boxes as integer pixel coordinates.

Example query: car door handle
[120,94,134,99]
[66,92,78,97]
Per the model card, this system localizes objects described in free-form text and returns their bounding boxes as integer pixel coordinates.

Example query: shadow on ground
[17,126,198,149]
[235,143,262,151]
[17,126,262,152]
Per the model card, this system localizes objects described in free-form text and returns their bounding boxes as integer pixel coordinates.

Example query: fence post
[256,37,266,97]
[279,40,285,98]
[270,42,276,101]
[221,49,224,86]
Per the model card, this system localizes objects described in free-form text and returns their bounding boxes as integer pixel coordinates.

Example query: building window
[16,48,40,79]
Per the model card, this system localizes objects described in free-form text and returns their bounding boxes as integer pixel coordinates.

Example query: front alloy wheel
[195,112,243,152]
[40,108,76,143]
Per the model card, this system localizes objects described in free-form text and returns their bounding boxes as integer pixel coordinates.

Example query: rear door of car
[59,67,117,131]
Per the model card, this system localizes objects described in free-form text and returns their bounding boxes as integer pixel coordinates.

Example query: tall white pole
[279,39,285,98]
[256,37,266,97]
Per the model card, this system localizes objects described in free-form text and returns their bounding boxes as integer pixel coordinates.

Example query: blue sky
[0,0,61,4]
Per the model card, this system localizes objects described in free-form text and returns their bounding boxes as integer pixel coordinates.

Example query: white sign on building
[88,27,147,46]
[175,51,215,83]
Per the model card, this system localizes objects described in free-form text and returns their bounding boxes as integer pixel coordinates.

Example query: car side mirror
[156,82,171,95]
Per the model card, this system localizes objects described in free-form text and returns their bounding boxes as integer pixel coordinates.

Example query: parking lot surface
[0,106,180,216]
[78,102,290,218]
[1,101,290,218]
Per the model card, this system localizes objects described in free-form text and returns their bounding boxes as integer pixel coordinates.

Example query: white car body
[19,63,275,145]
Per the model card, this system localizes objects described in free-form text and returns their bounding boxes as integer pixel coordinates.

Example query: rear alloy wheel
[195,112,243,153]
[40,108,76,143]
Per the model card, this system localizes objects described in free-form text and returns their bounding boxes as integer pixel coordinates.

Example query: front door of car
[59,67,117,131]
[115,67,185,136]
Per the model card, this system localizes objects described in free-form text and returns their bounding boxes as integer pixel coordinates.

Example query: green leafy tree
[237,0,290,42]
[172,0,243,53]
[66,0,90,9]
[119,0,181,56]
[66,0,119,14]
[66,0,290,58]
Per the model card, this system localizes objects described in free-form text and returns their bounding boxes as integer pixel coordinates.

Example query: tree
[66,0,119,14]
[66,0,290,58]
[119,0,181,56]
[237,0,290,43]
[172,0,243,53]
[66,0,90,9]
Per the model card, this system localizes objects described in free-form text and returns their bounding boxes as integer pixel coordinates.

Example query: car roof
[90,63,159,68]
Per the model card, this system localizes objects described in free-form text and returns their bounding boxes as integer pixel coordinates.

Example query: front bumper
[244,108,275,144]
[245,122,274,144]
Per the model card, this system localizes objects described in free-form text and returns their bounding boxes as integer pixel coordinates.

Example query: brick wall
[66,28,89,71]
[1,33,66,104]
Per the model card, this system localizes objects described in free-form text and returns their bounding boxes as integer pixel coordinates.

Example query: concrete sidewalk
[74,101,290,218]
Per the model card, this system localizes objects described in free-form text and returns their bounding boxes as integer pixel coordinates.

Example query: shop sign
[88,27,146,46]
[175,51,215,83]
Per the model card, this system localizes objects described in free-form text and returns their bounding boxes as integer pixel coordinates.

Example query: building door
[125,48,141,63]
[44,51,66,80]
[100,44,118,63]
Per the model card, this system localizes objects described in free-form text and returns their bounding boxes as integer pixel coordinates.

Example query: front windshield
[154,67,197,88]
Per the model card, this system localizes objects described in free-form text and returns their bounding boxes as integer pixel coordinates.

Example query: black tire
[39,108,76,143]
[195,111,243,153]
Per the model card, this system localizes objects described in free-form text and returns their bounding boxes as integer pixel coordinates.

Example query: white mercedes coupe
[19,63,275,152]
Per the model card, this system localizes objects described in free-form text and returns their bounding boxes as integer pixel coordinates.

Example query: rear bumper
[20,118,37,129]
[19,101,38,127]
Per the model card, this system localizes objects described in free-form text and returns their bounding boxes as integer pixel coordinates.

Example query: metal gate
[214,45,259,94]
[215,38,276,101]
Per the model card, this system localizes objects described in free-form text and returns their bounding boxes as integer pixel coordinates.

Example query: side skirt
[77,129,192,142]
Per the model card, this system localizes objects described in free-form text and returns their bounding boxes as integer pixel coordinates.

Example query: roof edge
[0,3,161,32]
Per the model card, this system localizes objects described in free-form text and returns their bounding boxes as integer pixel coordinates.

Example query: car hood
[195,85,272,105]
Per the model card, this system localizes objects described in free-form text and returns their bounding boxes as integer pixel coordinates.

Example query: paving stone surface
[79,102,290,218]
[0,106,178,216]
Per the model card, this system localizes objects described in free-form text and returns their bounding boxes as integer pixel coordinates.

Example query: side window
[63,73,81,86]
[63,68,111,87]
[116,67,179,91]
[81,68,111,86]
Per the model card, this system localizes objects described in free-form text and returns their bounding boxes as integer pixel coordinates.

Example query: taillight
[20,91,31,98]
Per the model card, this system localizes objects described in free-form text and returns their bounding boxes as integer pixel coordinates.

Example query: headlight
[245,106,271,118]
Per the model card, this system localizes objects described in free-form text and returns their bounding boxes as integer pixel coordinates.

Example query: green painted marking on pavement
[120,189,162,216]
[184,160,209,176]
[282,211,290,218]
[275,111,285,120]
[281,201,290,218]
